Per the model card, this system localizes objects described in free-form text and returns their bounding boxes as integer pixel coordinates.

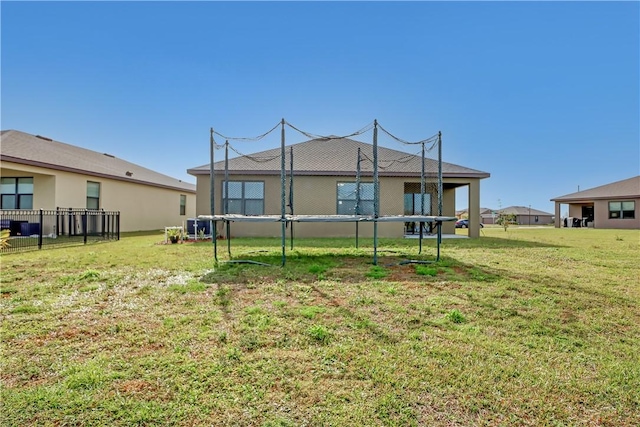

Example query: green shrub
[445,309,466,324]
[366,266,388,279]
[307,324,330,343]
[0,229,10,249]
[300,305,326,319]
[415,265,438,276]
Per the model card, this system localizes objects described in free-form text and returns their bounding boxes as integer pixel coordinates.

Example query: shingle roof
[494,206,554,216]
[1,130,195,193]
[551,176,640,202]
[187,136,490,178]
[457,207,492,215]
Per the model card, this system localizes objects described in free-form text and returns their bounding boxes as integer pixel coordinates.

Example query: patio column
[554,202,561,228]
[468,179,481,238]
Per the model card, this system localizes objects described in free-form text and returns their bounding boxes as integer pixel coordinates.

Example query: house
[551,176,639,229]
[481,206,554,225]
[456,207,491,219]
[187,136,490,238]
[1,130,196,232]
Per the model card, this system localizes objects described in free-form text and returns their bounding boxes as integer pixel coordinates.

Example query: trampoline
[199,119,455,266]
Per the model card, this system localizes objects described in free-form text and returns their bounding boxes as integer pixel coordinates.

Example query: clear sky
[2,1,638,214]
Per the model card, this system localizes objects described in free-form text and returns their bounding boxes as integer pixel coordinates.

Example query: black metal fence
[0,208,120,253]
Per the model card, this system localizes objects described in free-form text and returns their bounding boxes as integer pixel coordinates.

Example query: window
[337,182,375,215]
[180,194,187,216]
[222,181,264,215]
[609,201,635,219]
[404,193,431,215]
[87,181,100,210]
[1,177,33,209]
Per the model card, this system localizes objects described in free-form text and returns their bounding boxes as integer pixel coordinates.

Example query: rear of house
[188,136,490,238]
[481,206,554,226]
[551,176,640,229]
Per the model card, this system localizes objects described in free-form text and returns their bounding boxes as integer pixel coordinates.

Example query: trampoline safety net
[199,119,455,266]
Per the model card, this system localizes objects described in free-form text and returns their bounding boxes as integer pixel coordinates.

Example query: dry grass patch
[1,228,639,426]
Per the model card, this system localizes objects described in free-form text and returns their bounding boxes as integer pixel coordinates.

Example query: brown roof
[1,130,195,193]
[551,176,640,202]
[187,136,490,178]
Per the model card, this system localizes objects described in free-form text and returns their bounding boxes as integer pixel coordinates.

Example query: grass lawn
[1,227,638,426]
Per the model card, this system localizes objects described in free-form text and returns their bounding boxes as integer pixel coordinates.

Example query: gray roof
[187,136,490,178]
[457,207,492,215]
[551,176,640,202]
[1,130,195,193]
[490,206,554,216]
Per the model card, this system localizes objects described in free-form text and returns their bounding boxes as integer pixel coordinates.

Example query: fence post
[38,209,43,250]
[116,212,120,240]
[83,209,88,244]
[101,209,106,238]
[68,208,73,237]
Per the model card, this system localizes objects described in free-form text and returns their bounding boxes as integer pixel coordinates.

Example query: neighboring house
[551,176,640,229]
[187,136,490,238]
[481,206,554,225]
[1,130,196,232]
[457,207,491,220]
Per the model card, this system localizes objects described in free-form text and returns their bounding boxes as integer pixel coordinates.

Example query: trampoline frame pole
[210,128,218,263]
[437,131,443,261]
[225,141,231,259]
[419,142,425,254]
[373,120,379,266]
[280,119,286,267]
[289,146,294,251]
[355,147,361,249]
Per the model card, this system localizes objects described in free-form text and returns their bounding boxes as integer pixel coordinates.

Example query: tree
[496,212,516,231]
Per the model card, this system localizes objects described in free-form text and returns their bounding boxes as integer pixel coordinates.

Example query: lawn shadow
[439,236,567,250]
[193,234,567,254]
[196,233,580,316]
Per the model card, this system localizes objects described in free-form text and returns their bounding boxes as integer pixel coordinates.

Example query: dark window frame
[403,192,432,215]
[87,181,100,210]
[337,181,375,215]
[608,200,635,219]
[1,177,34,209]
[180,194,187,216]
[222,181,265,215]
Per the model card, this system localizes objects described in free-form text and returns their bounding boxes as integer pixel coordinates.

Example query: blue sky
[2,1,638,214]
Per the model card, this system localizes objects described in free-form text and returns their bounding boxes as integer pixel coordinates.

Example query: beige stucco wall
[594,199,640,229]
[195,173,461,237]
[515,214,554,225]
[1,165,56,209]
[568,204,586,220]
[556,199,640,229]
[442,186,456,235]
[1,161,195,232]
[440,177,481,237]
